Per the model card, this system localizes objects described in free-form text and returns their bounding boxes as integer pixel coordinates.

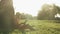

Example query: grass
[12,20,60,34]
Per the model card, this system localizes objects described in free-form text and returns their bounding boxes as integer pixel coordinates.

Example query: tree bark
[0,0,15,33]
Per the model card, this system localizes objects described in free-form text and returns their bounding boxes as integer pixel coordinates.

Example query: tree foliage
[16,12,33,20]
[37,4,60,20]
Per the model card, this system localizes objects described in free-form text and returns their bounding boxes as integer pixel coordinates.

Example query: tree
[0,0,15,34]
[16,12,34,20]
[16,12,26,20]
[25,14,33,20]
[37,4,60,20]
[16,12,21,19]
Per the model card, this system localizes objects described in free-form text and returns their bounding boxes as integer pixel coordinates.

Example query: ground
[11,20,60,34]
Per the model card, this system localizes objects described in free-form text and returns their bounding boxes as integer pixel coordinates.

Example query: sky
[13,0,60,16]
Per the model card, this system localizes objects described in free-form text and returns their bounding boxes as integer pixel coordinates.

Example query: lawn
[12,20,60,34]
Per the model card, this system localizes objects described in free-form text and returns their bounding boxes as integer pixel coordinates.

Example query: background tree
[16,12,26,20]
[25,14,33,20]
[16,12,21,19]
[37,4,60,20]
[16,12,34,20]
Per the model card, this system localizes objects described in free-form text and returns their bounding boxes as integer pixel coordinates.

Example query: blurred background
[0,0,60,34]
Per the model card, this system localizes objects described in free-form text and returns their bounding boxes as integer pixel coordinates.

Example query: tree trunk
[0,0,15,34]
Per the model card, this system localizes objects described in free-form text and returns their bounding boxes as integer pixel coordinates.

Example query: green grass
[12,20,60,34]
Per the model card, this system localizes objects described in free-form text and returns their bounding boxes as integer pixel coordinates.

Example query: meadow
[12,20,60,34]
